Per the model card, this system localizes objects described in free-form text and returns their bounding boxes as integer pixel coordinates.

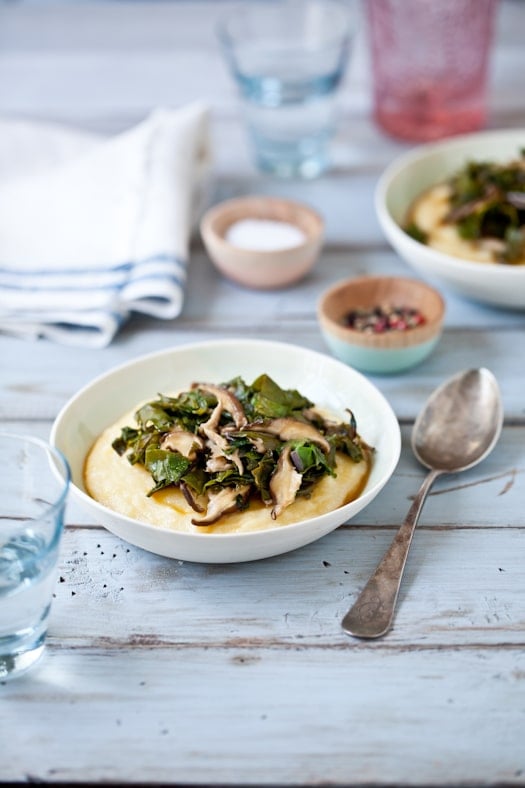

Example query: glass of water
[0,433,69,680]
[218,0,354,178]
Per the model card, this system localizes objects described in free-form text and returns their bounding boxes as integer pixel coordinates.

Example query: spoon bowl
[342,367,503,639]
[412,368,504,473]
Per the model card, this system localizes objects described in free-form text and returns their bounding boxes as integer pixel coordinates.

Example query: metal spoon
[342,367,503,639]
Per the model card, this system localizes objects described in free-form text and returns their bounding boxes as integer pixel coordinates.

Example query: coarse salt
[225,218,306,251]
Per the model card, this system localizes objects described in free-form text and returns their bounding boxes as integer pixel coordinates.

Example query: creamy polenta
[405,154,525,265]
[407,183,503,263]
[84,376,373,535]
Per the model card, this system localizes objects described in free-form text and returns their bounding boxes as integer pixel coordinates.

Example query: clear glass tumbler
[0,433,69,680]
[218,0,354,178]
[365,0,499,142]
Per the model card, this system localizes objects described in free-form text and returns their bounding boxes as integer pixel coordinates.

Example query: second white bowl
[375,128,525,309]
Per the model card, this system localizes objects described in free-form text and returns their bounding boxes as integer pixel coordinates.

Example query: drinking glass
[0,433,70,680]
[365,0,499,142]
[218,0,354,178]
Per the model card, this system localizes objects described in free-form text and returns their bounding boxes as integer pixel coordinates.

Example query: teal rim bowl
[317,275,445,374]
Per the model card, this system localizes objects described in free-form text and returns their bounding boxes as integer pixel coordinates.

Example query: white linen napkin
[0,103,210,347]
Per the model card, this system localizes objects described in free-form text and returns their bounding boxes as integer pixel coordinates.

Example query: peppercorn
[343,305,426,333]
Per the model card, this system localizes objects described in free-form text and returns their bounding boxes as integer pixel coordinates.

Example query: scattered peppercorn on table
[1,2,525,786]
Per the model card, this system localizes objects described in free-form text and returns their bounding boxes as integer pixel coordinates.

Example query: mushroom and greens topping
[112,374,372,526]
[406,150,525,264]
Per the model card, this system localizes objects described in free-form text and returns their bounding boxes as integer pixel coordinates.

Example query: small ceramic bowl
[318,276,445,374]
[200,195,324,289]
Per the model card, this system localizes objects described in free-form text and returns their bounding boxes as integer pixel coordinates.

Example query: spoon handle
[342,468,441,639]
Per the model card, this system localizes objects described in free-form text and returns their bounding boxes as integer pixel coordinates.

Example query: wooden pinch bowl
[318,276,445,374]
[200,195,324,289]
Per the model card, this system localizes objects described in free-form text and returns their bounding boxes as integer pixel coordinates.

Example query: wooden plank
[1,0,523,53]
[2,645,524,785]
[0,3,524,127]
[1,46,523,127]
[2,322,524,422]
[183,247,525,330]
[38,521,525,648]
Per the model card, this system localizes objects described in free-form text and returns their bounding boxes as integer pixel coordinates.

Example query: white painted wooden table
[2,2,525,784]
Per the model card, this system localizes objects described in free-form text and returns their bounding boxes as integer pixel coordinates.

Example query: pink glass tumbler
[365,0,499,142]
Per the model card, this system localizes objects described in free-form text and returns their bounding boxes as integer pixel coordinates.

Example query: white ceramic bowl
[51,339,401,563]
[376,129,525,309]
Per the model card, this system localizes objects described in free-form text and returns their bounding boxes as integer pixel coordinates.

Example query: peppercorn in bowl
[375,129,525,309]
[318,276,445,374]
